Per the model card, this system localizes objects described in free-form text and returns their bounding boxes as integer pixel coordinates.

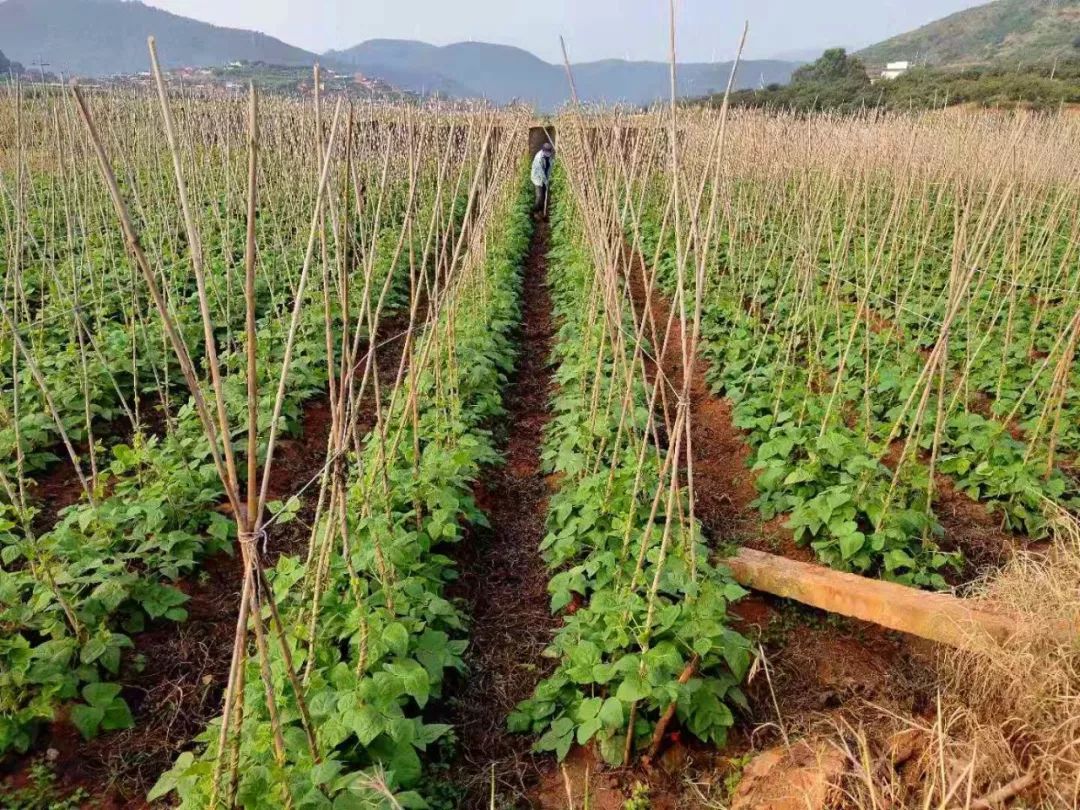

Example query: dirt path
[447,217,557,807]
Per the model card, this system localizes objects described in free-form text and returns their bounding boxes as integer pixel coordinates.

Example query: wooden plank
[725,547,1020,650]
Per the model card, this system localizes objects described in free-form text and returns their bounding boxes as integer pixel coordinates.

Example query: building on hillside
[880,61,911,80]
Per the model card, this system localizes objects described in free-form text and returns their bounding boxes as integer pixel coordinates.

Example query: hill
[0,0,318,76]
[858,0,1080,68]
[0,48,25,75]
[713,48,1080,113]
[0,0,797,107]
[326,39,798,109]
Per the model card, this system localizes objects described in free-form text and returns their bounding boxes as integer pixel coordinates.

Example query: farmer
[531,141,554,216]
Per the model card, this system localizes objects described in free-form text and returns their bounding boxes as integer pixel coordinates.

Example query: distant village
[3,55,408,100]
[113,62,400,97]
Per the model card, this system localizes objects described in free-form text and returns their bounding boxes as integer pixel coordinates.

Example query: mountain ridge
[0,0,318,76]
[0,48,25,75]
[327,39,797,109]
[0,0,798,106]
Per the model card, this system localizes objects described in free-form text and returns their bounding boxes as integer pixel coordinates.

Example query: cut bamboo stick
[725,547,1073,650]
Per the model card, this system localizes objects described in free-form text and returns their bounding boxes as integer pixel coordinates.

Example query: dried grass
[830,503,1080,809]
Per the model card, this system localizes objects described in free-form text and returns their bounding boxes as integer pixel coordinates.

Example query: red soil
[529,743,750,810]
[619,243,927,789]
[29,454,86,533]
[29,394,170,535]
[446,216,560,806]
[621,246,803,560]
[881,438,1021,582]
[933,475,1017,578]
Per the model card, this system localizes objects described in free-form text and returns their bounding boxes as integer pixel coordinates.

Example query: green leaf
[838,530,866,561]
[414,722,452,749]
[80,637,107,665]
[693,636,714,658]
[507,711,532,733]
[783,467,813,485]
[70,704,104,739]
[387,743,422,787]
[599,730,625,766]
[207,511,234,543]
[311,759,344,786]
[346,705,383,745]
[390,659,430,708]
[885,549,916,571]
[236,765,270,806]
[576,697,602,722]
[147,752,194,802]
[615,672,650,702]
[598,697,623,728]
[396,791,429,809]
[101,697,134,731]
[384,623,410,657]
[555,731,573,761]
[722,641,752,680]
[537,716,574,757]
[576,717,602,745]
[82,682,122,708]
[333,791,368,810]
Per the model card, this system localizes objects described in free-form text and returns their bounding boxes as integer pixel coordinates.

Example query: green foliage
[0,760,87,810]
[150,175,534,809]
[623,781,651,810]
[628,169,1078,588]
[512,182,751,767]
[69,681,134,739]
[0,171,440,757]
[858,0,1080,70]
[633,210,949,585]
[714,58,1080,114]
[212,63,404,99]
[791,49,871,85]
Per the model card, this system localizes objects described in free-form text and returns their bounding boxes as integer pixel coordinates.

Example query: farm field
[0,73,1078,810]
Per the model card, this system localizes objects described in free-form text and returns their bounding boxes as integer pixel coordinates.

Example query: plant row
[0,166,440,756]
[511,181,752,767]
[152,173,533,808]
[629,172,1078,586]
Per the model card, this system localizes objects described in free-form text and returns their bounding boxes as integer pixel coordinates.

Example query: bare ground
[446,216,560,807]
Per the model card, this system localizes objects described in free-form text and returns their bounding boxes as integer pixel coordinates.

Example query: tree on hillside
[792,48,871,85]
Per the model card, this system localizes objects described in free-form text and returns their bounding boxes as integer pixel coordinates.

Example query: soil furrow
[447,216,557,807]
[622,245,929,753]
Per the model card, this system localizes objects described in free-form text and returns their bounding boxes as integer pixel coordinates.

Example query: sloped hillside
[0,48,25,75]
[0,0,317,76]
[859,0,1080,67]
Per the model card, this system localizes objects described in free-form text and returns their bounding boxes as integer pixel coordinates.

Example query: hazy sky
[140,0,988,62]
